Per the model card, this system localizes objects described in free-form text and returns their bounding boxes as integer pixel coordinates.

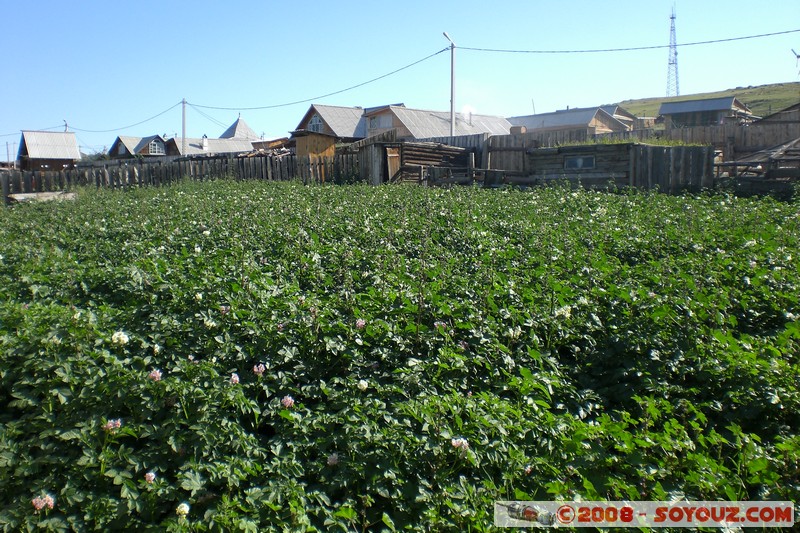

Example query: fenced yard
[3,122,799,204]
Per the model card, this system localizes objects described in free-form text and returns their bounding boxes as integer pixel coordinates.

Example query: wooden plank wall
[415,133,489,166]
[482,139,715,192]
[595,121,800,158]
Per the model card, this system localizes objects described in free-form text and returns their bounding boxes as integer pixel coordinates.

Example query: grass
[617,81,800,118]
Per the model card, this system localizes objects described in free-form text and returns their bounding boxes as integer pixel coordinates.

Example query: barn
[659,97,757,128]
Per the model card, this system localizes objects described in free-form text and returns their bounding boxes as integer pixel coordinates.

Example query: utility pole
[182,98,187,156]
[6,142,10,168]
[443,32,456,137]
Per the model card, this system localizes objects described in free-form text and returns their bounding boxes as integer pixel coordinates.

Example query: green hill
[617,81,800,118]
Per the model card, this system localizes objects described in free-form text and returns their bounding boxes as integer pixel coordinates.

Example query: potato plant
[0,181,798,531]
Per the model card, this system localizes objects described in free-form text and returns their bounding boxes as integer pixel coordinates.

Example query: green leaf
[334,506,357,521]
[180,471,205,494]
[382,512,397,531]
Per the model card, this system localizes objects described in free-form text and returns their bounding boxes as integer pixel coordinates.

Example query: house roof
[113,135,165,155]
[507,107,624,131]
[372,106,511,138]
[168,137,255,156]
[600,105,637,121]
[219,117,260,140]
[295,104,367,139]
[658,97,751,115]
[755,102,800,123]
[19,131,81,160]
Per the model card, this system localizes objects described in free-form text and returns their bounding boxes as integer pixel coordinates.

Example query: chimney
[202,134,208,151]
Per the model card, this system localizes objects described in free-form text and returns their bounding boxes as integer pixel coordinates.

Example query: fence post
[1,172,9,205]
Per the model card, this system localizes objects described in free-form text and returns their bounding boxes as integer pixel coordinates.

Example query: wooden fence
[1,153,360,204]
[3,128,798,204]
[502,121,800,161]
[432,141,716,193]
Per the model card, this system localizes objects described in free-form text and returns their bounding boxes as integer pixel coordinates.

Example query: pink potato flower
[148,369,162,381]
[145,472,156,484]
[31,494,55,512]
[281,395,295,408]
[102,418,122,432]
[451,437,469,451]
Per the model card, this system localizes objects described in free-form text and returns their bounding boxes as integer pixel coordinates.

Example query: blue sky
[2,0,799,159]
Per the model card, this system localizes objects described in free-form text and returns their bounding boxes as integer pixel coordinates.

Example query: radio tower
[666,7,680,97]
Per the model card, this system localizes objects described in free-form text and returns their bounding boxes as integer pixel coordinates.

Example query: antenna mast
[666,7,680,97]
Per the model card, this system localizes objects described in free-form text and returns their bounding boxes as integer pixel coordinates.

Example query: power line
[187,103,229,130]
[68,101,183,133]
[0,125,63,137]
[191,47,450,111]
[459,28,800,54]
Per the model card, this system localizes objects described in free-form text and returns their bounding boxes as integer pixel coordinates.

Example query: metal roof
[114,135,164,155]
[115,136,142,155]
[19,131,81,160]
[386,106,511,138]
[658,97,748,115]
[308,105,367,138]
[219,117,260,140]
[169,137,255,156]
[507,107,622,131]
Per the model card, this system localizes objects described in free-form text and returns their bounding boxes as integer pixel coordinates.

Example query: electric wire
[68,101,183,133]
[5,28,797,136]
[187,104,230,130]
[1,125,63,137]
[191,47,450,111]
[459,28,800,54]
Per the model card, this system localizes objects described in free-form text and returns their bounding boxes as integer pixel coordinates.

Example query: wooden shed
[355,131,474,185]
[292,131,337,160]
[17,131,81,171]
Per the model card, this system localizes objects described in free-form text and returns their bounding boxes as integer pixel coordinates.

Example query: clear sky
[2,0,799,159]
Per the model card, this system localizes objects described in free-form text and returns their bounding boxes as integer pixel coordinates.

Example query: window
[369,115,391,130]
[149,139,165,155]
[118,143,126,155]
[308,114,323,133]
[564,155,595,170]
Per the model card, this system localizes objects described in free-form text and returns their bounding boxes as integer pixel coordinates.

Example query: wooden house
[363,105,511,139]
[659,97,757,129]
[17,131,81,170]
[507,107,630,137]
[109,135,168,159]
[291,104,367,159]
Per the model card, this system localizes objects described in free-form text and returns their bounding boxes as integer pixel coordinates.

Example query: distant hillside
[617,82,800,118]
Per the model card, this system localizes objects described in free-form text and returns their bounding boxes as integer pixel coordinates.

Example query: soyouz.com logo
[494,501,795,528]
